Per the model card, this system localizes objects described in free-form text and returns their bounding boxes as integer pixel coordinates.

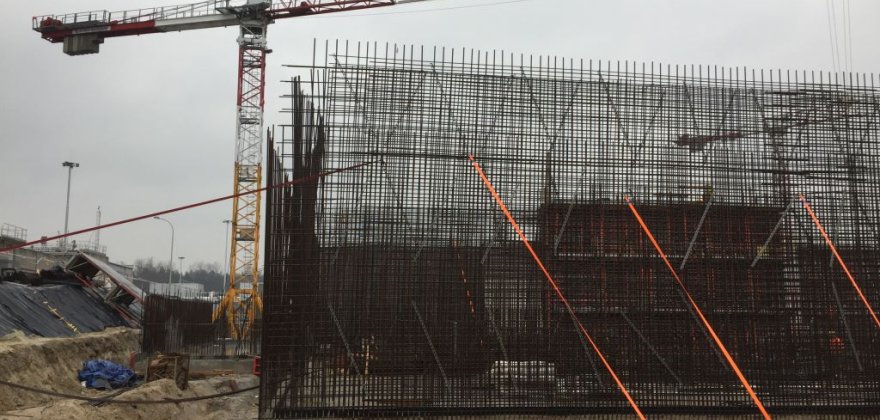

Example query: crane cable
[825,0,855,73]
[825,0,839,73]
[313,0,536,18]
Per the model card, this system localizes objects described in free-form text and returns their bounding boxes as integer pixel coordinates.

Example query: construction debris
[66,252,144,325]
[146,353,190,390]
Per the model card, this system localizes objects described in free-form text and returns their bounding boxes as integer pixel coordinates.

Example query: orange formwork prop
[624,196,771,420]
[468,154,646,420]
[799,194,880,330]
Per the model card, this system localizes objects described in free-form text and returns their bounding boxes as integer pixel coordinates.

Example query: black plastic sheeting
[0,281,130,337]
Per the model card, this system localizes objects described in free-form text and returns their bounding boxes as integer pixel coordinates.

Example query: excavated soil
[0,327,139,412]
[0,327,259,419]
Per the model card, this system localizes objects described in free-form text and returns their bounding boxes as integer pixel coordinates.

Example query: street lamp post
[153,216,174,286]
[222,220,231,294]
[62,161,79,250]
[178,256,186,284]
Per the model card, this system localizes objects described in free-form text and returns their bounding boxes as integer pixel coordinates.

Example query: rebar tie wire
[624,195,771,420]
[468,154,646,420]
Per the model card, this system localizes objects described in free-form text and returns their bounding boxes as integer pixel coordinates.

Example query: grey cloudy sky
[1,0,877,270]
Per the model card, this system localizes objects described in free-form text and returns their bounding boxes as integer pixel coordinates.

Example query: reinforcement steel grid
[260,41,880,418]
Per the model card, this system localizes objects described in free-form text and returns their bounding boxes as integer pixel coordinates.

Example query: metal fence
[260,41,880,417]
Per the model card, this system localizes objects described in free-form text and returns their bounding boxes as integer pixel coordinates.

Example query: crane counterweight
[63,34,104,55]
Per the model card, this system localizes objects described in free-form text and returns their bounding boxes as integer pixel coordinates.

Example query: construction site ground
[0,328,258,419]
[0,328,877,419]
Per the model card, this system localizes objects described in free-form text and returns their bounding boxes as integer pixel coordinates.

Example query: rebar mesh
[260,41,880,417]
[142,292,261,357]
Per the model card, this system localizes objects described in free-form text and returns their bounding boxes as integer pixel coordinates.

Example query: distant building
[148,282,205,297]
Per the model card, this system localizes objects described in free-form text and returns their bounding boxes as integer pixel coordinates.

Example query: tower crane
[33,0,426,340]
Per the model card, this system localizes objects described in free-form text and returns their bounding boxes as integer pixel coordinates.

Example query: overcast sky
[1,0,877,271]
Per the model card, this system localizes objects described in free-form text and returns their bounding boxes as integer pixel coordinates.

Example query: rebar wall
[261,41,880,417]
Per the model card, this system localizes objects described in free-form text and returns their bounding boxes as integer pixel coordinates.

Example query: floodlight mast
[32,0,426,340]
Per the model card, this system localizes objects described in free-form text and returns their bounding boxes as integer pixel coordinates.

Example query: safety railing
[33,0,231,30]
[32,1,386,31]
[0,223,27,243]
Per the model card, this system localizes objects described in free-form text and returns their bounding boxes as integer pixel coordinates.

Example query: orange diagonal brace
[625,196,771,420]
[800,194,880,330]
[468,154,645,420]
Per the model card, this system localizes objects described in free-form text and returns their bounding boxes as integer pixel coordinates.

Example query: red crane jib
[33,1,400,44]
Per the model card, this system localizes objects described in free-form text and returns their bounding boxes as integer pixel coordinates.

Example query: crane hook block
[63,34,104,56]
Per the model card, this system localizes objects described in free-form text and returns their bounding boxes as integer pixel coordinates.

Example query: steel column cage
[261,41,880,418]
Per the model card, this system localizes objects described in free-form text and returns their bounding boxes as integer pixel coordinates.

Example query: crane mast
[225,2,269,340]
[32,0,419,340]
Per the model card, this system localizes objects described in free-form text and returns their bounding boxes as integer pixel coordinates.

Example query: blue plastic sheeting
[78,359,136,389]
[0,281,129,337]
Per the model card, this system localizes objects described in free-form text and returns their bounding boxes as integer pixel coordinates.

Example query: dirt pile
[0,327,139,411]
[0,375,259,420]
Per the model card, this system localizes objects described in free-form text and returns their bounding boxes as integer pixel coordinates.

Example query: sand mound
[0,327,139,412]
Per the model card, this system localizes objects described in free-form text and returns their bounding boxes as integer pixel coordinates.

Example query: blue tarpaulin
[78,359,136,389]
